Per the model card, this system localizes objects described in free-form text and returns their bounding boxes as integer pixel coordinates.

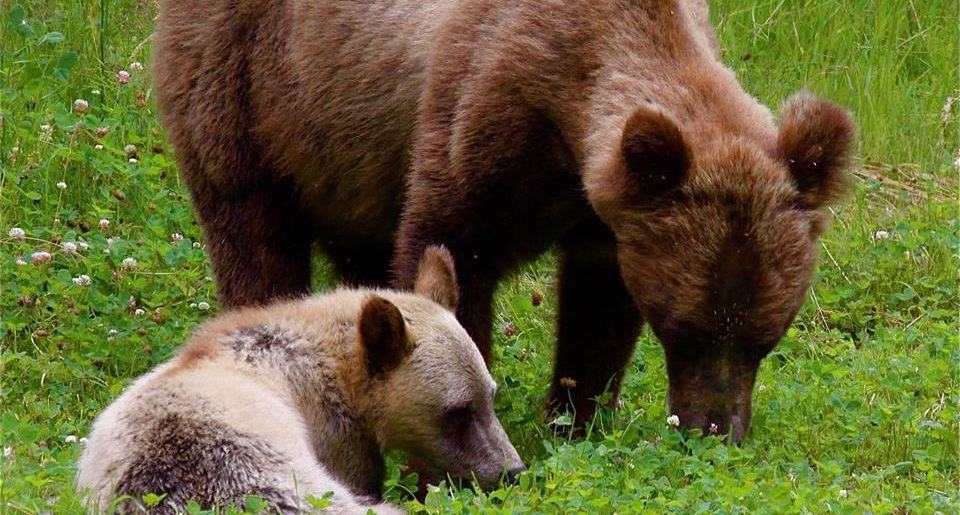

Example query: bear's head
[358,246,525,488]
[589,93,855,443]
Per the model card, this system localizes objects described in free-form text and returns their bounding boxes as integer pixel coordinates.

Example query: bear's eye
[444,405,473,428]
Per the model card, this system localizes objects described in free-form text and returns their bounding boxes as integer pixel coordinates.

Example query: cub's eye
[444,405,473,427]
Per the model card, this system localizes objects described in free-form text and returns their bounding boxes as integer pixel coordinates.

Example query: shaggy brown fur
[154,0,855,442]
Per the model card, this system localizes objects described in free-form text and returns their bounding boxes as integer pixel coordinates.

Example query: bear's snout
[663,347,762,444]
[693,410,749,443]
[671,400,752,444]
[450,414,525,490]
[475,417,526,488]
[504,464,526,483]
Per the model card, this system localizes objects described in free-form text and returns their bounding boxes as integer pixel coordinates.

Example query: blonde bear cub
[77,247,524,513]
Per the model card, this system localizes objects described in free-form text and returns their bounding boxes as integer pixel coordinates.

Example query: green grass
[1,0,957,513]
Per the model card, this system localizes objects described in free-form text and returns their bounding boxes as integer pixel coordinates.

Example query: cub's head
[357,246,524,489]
[589,93,855,443]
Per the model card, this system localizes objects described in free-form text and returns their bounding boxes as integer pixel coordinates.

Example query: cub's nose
[504,464,526,483]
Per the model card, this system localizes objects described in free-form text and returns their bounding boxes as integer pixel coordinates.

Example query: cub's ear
[358,296,411,375]
[776,92,856,209]
[413,245,458,311]
[620,106,691,195]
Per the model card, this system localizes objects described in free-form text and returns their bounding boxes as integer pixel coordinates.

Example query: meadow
[1,0,957,513]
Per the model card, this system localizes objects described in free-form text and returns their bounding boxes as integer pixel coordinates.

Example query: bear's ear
[776,92,856,209]
[358,295,412,375]
[413,245,459,311]
[620,106,690,195]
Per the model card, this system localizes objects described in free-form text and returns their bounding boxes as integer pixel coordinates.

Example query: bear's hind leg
[547,219,642,428]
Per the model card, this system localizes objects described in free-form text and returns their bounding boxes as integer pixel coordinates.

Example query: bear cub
[77,247,523,514]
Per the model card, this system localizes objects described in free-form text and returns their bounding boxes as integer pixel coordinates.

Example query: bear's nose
[504,464,526,483]
[702,413,747,444]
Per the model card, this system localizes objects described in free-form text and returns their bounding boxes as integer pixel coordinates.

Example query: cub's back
[77,364,315,512]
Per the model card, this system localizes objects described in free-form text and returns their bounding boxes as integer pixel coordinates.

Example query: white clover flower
[99,218,110,230]
[73,99,90,114]
[16,258,27,266]
[64,435,77,443]
[708,423,719,434]
[134,308,145,316]
[39,124,53,142]
[839,489,848,499]
[2,447,13,459]
[192,242,201,249]
[62,242,78,254]
[121,257,138,270]
[873,230,891,240]
[94,144,104,150]
[130,61,144,72]
[95,126,109,138]
[117,70,130,85]
[108,328,118,336]
[56,181,67,190]
[128,158,138,164]
[667,414,680,427]
[942,97,956,122]
[31,251,52,264]
[8,227,25,239]
[79,437,88,446]
[107,237,116,245]
[91,89,101,95]
[197,301,211,311]
[72,274,92,287]
[77,241,90,251]
[171,232,184,243]
[124,144,137,157]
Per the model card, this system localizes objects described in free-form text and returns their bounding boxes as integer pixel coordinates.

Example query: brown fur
[154,0,855,442]
[359,296,413,375]
[776,93,857,208]
[163,338,222,376]
[412,245,459,311]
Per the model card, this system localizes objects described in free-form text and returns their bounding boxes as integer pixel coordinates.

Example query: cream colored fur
[78,277,521,513]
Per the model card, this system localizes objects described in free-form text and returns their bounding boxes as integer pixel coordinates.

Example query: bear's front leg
[392,216,502,362]
[547,218,642,428]
[392,82,581,363]
[186,173,313,308]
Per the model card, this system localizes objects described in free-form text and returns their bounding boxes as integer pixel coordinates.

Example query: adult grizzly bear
[154,0,854,442]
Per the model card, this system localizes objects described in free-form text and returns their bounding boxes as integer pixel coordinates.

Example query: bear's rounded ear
[358,295,412,375]
[413,245,459,311]
[776,92,856,209]
[620,106,690,195]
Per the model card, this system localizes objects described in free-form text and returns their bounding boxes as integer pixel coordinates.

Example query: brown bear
[153,0,855,443]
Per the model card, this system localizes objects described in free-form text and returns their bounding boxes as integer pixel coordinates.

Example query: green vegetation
[1,0,957,512]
